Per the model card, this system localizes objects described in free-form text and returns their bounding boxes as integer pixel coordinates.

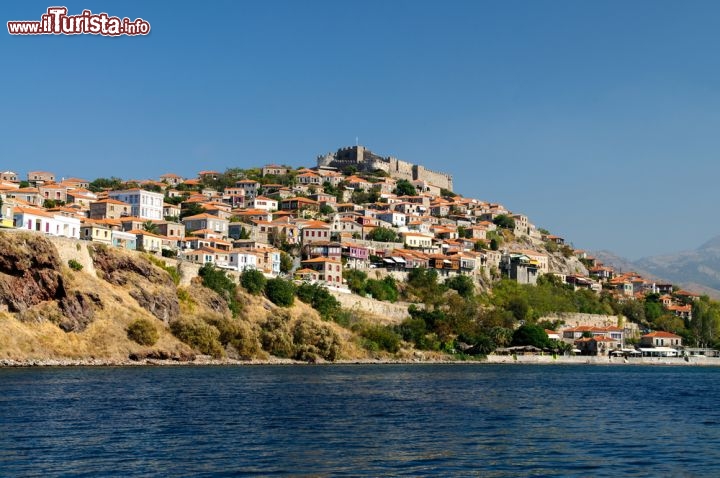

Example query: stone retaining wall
[329,290,411,324]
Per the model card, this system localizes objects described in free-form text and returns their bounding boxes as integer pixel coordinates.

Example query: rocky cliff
[0,231,379,363]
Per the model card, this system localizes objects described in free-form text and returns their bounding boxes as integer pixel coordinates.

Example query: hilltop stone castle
[317,145,453,191]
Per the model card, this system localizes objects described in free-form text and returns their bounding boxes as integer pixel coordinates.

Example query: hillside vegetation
[0,232,378,363]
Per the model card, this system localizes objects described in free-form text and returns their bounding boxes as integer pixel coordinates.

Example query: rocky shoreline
[3,354,720,368]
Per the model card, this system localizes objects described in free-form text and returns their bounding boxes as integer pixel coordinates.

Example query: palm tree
[142,220,159,234]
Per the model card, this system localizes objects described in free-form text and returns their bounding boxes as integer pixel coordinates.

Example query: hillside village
[0,145,712,359]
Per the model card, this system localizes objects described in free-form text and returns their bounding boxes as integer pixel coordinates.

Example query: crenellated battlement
[317,146,453,191]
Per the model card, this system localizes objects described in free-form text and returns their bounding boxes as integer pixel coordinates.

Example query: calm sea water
[1,364,719,477]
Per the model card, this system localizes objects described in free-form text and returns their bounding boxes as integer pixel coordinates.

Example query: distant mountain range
[595,236,720,299]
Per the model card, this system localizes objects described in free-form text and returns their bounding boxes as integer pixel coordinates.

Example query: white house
[108,189,164,220]
[376,211,407,228]
[13,206,80,239]
[228,250,259,272]
[251,196,279,212]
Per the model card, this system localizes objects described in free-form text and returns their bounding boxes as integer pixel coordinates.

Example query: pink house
[300,258,343,285]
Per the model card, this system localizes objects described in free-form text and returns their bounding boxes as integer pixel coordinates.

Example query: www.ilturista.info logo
[7,7,150,36]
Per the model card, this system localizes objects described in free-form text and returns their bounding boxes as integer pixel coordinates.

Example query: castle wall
[317,146,454,191]
[389,157,415,182]
[413,165,453,191]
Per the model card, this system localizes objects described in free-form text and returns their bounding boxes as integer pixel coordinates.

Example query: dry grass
[0,237,407,361]
[0,258,195,361]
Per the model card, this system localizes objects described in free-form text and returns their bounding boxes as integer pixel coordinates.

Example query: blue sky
[4,0,720,259]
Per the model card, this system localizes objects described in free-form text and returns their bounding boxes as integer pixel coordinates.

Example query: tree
[43,199,64,209]
[368,227,399,243]
[490,237,500,251]
[322,181,338,196]
[621,300,645,325]
[295,282,342,321]
[511,324,549,348]
[279,251,294,274]
[365,277,399,302]
[180,202,206,219]
[265,278,295,307]
[393,179,416,197]
[319,204,334,216]
[142,220,159,234]
[493,214,515,230]
[350,189,369,205]
[142,184,163,193]
[240,269,267,295]
[446,275,475,299]
[164,195,184,206]
[237,226,251,240]
[506,296,530,321]
[88,177,123,192]
[406,268,446,308]
[691,298,720,347]
[198,263,241,316]
[488,326,514,347]
[644,300,664,323]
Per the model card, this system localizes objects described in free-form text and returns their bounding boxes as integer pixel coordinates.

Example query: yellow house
[401,232,433,250]
[0,197,14,228]
[128,229,164,254]
[80,221,113,245]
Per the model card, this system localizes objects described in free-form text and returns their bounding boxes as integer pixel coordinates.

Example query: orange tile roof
[14,206,53,217]
[182,213,227,221]
[642,331,682,339]
[301,257,341,264]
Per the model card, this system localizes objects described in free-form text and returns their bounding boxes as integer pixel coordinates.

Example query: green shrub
[361,325,401,353]
[68,259,83,271]
[240,269,267,295]
[161,248,178,258]
[446,275,475,299]
[204,315,261,359]
[343,269,367,294]
[265,278,295,307]
[365,277,399,302]
[198,263,241,315]
[295,282,342,321]
[126,318,159,346]
[511,324,549,349]
[260,309,294,358]
[170,317,224,358]
[147,255,181,285]
[292,319,340,362]
[177,288,192,304]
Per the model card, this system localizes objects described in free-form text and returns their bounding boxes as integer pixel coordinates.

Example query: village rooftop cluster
[0,145,700,357]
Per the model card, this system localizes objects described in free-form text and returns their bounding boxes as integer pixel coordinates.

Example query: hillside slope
[0,231,385,363]
[595,239,720,299]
